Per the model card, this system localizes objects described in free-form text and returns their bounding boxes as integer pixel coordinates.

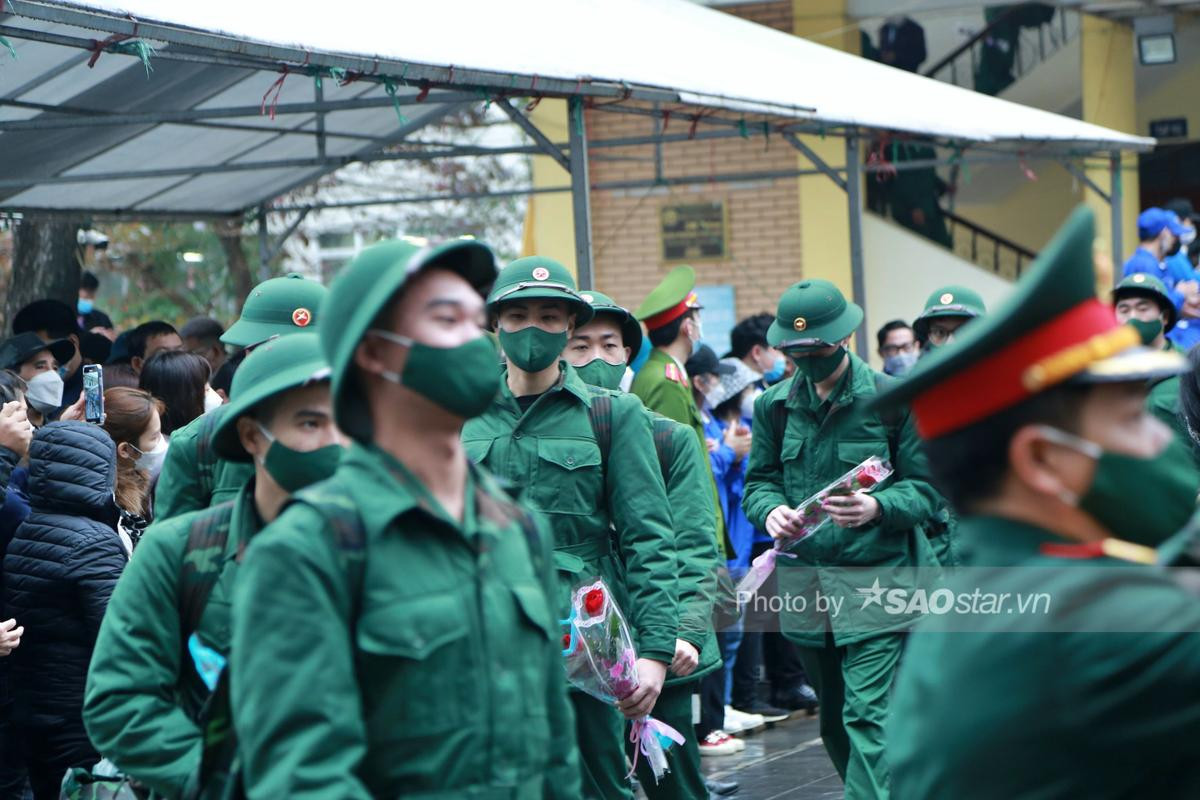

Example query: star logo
[940,292,954,305]
[855,578,886,610]
[532,267,550,280]
[292,307,312,327]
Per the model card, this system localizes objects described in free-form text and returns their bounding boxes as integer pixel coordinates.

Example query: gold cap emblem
[531,267,550,281]
[1132,274,1146,284]
[580,293,594,303]
[940,293,954,305]
[793,317,807,332]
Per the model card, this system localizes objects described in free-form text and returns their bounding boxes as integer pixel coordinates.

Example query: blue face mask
[763,356,786,384]
[77,298,94,315]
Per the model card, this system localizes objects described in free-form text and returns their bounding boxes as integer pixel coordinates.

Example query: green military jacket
[742,354,942,646]
[649,415,722,687]
[1149,342,1190,449]
[462,363,679,663]
[632,348,732,559]
[84,483,260,798]
[231,444,579,800]
[156,406,255,521]
[889,515,1200,799]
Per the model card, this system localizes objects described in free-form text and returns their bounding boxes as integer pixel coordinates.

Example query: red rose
[858,473,877,489]
[561,633,572,649]
[584,588,605,615]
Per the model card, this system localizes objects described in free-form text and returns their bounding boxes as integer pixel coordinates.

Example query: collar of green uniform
[958,514,1083,566]
[338,441,488,537]
[498,360,594,408]
[228,479,264,562]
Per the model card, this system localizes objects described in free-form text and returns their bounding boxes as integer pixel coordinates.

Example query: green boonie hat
[578,290,643,356]
[221,274,328,347]
[634,265,703,330]
[1113,273,1177,333]
[912,285,987,340]
[322,237,498,443]
[874,206,1187,441]
[212,332,331,461]
[767,279,864,349]
[486,256,594,326]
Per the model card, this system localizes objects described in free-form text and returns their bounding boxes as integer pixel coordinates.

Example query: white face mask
[740,389,759,420]
[204,386,223,414]
[130,434,169,479]
[25,370,64,416]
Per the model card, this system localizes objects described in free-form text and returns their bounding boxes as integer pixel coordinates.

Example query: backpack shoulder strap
[584,386,613,473]
[194,410,223,499]
[288,485,367,620]
[178,501,236,638]
[474,463,547,578]
[650,416,675,480]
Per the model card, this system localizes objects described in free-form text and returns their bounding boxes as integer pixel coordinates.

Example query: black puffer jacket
[4,421,126,727]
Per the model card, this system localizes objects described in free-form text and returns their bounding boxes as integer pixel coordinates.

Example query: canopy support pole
[845,134,868,360]
[257,207,311,270]
[782,132,847,191]
[1059,160,1109,202]
[568,97,594,290]
[1110,152,1123,270]
[498,99,571,173]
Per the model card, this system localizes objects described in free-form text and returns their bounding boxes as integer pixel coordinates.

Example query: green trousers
[573,692,634,800]
[796,632,905,800]
[628,682,705,800]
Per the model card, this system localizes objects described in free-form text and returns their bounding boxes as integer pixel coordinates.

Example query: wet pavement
[700,713,842,799]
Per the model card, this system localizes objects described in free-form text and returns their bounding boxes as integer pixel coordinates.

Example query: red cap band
[912,299,1119,439]
[642,291,700,330]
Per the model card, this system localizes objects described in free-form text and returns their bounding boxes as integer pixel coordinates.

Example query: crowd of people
[0,200,1196,800]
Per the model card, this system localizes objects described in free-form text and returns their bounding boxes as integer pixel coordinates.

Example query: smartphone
[83,364,104,424]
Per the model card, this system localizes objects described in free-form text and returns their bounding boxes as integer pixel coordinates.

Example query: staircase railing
[923,6,1078,92]
[943,208,1036,280]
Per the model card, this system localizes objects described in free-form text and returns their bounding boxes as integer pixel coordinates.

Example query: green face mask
[255,423,342,493]
[574,358,626,391]
[788,346,845,383]
[1038,426,1198,547]
[369,330,501,419]
[499,326,567,373]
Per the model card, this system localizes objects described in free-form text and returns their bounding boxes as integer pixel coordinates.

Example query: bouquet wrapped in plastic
[736,456,894,605]
[560,578,685,783]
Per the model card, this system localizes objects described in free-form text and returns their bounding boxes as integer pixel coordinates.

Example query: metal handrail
[922,5,1022,80]
[942,208,1037,279]
[923,5,1072,89]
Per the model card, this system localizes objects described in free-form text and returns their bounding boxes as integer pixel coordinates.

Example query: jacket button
[566,456,575,466]
[513,432,523,440]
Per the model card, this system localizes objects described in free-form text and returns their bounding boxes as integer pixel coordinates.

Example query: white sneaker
[729,736,747,753]
[723,705,764,735]
[698,731,740,757]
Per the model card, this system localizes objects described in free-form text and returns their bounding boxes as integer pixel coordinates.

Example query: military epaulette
[1039,538,1157,564]
[664,362,687,386]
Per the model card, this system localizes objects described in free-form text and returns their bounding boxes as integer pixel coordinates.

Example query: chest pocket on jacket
[780,437,805,501]
[836,439,889,470]
[529,438,602,516]
[355,592,470,735]
[462,437,494,466]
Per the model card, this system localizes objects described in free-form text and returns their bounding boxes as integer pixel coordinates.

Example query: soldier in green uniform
[232,240,580,799]
[84,332,342,798]
[1112,272,1191,444]
[633,266,731,562]
[155,273,326,520]
[883,207,1200,799]
[741,279,943,800]
[912,284,987,356]
[462,257,677,800]
[564,290,730,799]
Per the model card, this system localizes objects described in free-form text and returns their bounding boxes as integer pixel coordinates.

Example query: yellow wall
[953,163,1081,254]
[521,99,577,278]
[1081,13,1139,264]
[793,0,857,296]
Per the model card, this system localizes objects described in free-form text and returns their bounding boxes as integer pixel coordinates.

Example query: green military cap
[212,332,331,461]
[1113,273,1178,333]
[322,237,497,443]
[766,279,864,349]
[875,206,1186,440]
[486,256,594,326]
[578,289,643,355]
[912,285,987,340]
[221,274,328,348]
[634,265,703,331]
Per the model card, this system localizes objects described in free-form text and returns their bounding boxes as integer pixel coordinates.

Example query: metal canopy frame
[0,0,1146,357]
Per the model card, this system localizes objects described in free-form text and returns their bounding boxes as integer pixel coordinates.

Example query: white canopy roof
[0,0,1152,218]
